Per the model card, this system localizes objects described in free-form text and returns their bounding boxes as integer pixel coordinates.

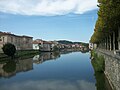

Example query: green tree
[2,43,16,57]
[90,0,120,43]
[53,46,59,51]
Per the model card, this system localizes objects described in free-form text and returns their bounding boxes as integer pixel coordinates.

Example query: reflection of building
[0,31,33,52]
[33,52,60,64]
[0,58,33,78]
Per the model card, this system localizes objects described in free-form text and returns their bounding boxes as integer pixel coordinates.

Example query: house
[33,39,56,51]
[33,39,43,50]
[0,31,33,52]
[42,41,52,51]
[33,39,51,51]
[89,43,97,50]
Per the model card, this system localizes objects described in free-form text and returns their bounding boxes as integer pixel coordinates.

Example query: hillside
[57,40,89,47]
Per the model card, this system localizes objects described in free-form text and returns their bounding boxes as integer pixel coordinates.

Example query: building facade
[33,39,58,51]
[0,32,33,52]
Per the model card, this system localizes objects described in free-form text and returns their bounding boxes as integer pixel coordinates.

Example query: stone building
[33,39,58,51]
[0,31,33,52]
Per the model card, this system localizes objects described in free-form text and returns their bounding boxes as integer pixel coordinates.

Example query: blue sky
[0,0,98,42]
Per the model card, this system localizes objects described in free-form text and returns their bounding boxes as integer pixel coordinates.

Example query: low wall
[95,49,120,90]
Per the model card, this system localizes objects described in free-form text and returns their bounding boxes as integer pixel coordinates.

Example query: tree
[2,43,16,57]
[53,46,59,51]
[90,0,120,43]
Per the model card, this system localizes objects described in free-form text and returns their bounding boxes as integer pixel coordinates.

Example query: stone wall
[96,50,120,90]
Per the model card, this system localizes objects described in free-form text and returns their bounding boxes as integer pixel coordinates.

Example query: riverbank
[91,49,120,90]
[91,50,113,90]
[0,50,39,62]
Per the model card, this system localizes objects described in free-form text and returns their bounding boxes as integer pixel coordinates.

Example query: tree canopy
[90,0,120,43]
[2,43,16,57]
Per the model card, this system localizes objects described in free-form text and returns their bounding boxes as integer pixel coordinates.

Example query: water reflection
[0,80,95,90]
[33,52,60,64]
[0,51,103,90]
[0,52,61,78]
[0,58,33,78]
[91,60,112,90]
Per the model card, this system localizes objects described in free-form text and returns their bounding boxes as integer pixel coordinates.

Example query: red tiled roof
[43,41,52,44]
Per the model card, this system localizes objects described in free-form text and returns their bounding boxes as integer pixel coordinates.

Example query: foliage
[53,46,59,51]
[57,40,89,47]
[91,51,105,72]
[90,0,120,43]
[2,43,16,57]
[91,51,112,90]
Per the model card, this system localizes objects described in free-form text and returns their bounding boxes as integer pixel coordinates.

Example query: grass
[91,50,105,72]
[0,50,39,63]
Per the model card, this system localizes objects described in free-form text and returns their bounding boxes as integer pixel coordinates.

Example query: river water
[0,51,111,90]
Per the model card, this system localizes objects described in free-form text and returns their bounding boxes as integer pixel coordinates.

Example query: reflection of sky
[0,79,96,90]
[0,52,96,90]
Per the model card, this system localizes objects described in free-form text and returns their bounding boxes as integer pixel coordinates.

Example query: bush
[2,43,16,57]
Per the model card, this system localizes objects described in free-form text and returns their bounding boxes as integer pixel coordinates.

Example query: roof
[0,31,33,38]
[33,39,53,44]
[33,41,41,44]
[43,41,52,44]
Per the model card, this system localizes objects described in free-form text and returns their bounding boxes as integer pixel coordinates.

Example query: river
[0,51,111,90]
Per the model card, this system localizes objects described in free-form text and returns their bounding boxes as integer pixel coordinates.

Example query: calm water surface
[0,52,110,90]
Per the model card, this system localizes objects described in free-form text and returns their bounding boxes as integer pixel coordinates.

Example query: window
[0,36,2,41]
[3,37,4,42]
[11,37,13,42]
[35,46,38,48]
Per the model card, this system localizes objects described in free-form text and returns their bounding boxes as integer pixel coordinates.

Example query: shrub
[2,43,16,57]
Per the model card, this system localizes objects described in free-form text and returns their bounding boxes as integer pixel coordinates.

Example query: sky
[0,0,98,42]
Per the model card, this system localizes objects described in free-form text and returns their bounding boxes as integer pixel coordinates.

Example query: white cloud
[0,0,98,16]
[0,80,96,90]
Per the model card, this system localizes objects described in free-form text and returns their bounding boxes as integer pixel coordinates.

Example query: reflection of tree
[80,50,89,53]
[3,61,16,73]
[52,52,60,59]
[60,51,72,55]
[91,60,112,90]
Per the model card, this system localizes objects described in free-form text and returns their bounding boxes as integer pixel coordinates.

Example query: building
[33,39,43,50]
[89,43,97,50]
[33,39,59,51]
[0,31,33,52]
[33,39,52,51]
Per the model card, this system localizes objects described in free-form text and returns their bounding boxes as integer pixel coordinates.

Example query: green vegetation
[0,50,39,62]
[3,61,16,73]
[91,50,105,72]
[2,43,16,57]
[15,50,39,57]
[90,0,120,43]
[57,40,89,47]
[53,46,59,51]
[91,51,112,90]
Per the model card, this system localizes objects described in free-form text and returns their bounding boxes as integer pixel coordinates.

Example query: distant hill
[57,40,89,47]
